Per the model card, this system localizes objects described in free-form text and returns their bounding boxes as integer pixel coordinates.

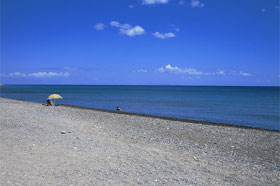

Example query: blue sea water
[0,85,279,130]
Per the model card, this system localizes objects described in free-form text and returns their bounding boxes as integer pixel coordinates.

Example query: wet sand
[0,97,279,185]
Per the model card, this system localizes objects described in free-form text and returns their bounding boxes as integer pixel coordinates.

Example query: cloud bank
[158,64,205,75]
[157,65,255,77]
[157,64,226,75]
[8,72,70,78]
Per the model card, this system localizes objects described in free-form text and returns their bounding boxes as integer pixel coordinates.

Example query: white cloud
[152,32,175,39]
[178,0,185,6]
[94,23,105,30]
[122,26,145,36]
[190,0,205,8]
[110,21,145,37]
[216,70,225,75]
[136,69,148,73]
[261,8,266,13]
[8,72,70,78]
[110,21,121,27]
[142,0,168,5]
[129,5,134,8]
[158,64,205,75]
[240,72,252,77]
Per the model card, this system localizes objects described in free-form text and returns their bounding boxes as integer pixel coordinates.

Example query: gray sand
[0,97,279,185]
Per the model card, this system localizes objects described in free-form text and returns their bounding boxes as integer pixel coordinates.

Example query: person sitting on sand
[116,106,122,111]
[45,99,53,106]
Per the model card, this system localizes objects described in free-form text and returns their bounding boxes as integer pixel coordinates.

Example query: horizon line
[1,84,279,87]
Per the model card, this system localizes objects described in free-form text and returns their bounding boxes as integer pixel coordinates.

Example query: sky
[1,0,279,86]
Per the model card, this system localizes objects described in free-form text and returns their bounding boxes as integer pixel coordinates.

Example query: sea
[0,85,279,130]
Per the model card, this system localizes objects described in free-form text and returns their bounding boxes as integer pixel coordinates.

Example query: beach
[0,97,279,185]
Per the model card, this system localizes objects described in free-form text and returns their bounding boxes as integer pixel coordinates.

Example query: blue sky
[1,0,279,86]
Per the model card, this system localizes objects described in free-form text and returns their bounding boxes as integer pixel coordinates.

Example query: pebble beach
[0,97,279,185]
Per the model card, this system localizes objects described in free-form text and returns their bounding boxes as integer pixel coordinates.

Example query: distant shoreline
[1,96,279,132]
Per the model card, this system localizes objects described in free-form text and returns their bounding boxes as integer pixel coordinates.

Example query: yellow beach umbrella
[47,94,63,105]
[48,94,63,99]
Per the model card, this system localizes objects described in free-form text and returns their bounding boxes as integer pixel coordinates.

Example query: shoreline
[1,96,279,132]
